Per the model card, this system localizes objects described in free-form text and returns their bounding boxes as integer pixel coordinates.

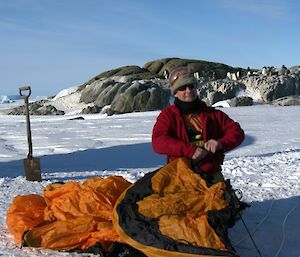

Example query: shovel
[19,86,42,182]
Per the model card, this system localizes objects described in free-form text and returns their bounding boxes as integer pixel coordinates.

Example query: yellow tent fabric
[113,157,239,257]
[137,158,228,249]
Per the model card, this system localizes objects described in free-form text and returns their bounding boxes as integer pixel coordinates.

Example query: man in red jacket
[152,66,244,184]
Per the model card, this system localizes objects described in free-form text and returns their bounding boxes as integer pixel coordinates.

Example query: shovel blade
[24,157,42,182]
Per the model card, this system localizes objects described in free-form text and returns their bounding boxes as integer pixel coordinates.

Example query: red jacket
[152,102,244,173]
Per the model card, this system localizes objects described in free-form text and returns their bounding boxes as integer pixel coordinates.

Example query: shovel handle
[19,86,33,157]
[19,86,31,97]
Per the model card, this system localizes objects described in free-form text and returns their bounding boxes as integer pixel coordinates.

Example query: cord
[273,199,299,257]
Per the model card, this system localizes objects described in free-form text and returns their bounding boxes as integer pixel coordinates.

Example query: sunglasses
[177,84,195,91]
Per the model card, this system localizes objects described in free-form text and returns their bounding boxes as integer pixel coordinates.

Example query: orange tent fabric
[6,194,46,244]
[6,176,131,251]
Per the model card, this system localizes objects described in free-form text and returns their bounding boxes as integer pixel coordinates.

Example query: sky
[1,0,300,97]
[0,94,299,256]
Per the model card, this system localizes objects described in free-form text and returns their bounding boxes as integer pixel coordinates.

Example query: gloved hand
[204,139,223,153]
[192,147,208,164]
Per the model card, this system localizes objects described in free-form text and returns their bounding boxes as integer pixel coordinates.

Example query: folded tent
[113,157,242,257]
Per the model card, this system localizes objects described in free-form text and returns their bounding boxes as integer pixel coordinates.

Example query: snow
[0,96,299,257]
[52,87,79,100]
[212,100,231,108]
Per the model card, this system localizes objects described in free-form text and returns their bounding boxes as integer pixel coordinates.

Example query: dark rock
[80,80,115,104]
[80,105,102,114]
[105,108,116,116]
[144,58,174,75]
[37,105,65,115]
[7,101,64,115]
[295,77,300,95]
[94,82,131,107]
[69,116,85,120]
[272,96,300,106]
[228,96,253,107]
[110,81,170,113]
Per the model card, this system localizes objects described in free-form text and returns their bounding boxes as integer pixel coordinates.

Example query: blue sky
[1,0,299,96]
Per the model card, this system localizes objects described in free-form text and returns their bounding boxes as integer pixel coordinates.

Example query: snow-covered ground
[0,97,299,257]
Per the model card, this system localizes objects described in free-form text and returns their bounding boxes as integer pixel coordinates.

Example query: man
[152,66,244,183]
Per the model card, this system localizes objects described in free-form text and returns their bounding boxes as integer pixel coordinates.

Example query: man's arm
[152,111,196,158]
[217,111,244,152]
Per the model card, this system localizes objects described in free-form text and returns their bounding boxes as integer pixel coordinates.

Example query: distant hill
[79,58,250,89]
[5,58,300,115]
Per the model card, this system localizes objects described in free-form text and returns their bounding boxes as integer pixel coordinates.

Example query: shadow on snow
[230,196,300,257]
[0,142,165,178]
[239,134,256,148]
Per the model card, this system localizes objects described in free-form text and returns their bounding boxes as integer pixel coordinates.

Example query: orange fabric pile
[6,176,131,251]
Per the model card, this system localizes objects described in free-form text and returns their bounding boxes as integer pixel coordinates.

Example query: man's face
[174,84,198,102]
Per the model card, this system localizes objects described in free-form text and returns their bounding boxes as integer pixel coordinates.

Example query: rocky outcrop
[197,66,299,106]
[80,76,170,114]
[110,80,170,114]
[197,79,246,106]
[77,65,170,114]
[144,58,247,80]
[241,75,297,102]
[7,100,65,115]
[5,58,300,116]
